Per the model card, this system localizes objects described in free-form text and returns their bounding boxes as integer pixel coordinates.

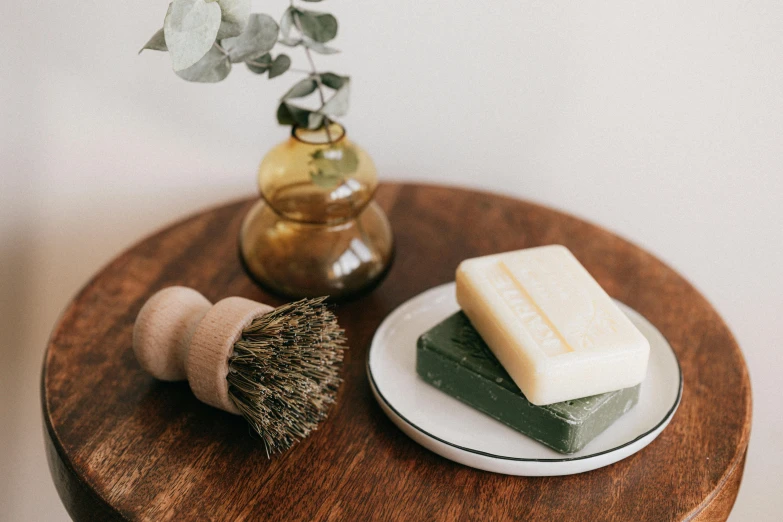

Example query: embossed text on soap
[485,263,572,357]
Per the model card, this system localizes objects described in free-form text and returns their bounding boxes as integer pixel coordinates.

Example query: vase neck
[292,123,346,145]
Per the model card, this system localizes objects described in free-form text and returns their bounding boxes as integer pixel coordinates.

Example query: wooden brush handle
[133,287,273,414]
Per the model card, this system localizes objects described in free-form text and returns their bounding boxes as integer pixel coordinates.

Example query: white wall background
[1,1,780,520]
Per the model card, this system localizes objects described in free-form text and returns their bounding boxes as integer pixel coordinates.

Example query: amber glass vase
[239,124,394,300]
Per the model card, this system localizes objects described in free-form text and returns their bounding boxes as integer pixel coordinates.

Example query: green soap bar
[416,312,640,454]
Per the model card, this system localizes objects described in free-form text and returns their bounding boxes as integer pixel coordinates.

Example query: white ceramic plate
[367,282,682,476]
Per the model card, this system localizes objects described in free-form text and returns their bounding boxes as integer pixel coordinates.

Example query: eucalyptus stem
[291,0,334,144]
[213,41,228,56]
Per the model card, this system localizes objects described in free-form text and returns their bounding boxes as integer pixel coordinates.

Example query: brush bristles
[226,297,346,457]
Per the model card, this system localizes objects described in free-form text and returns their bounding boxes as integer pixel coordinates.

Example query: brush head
[226,296,346,456]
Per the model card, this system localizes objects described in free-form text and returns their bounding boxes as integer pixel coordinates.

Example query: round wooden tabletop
[42,183,751,521]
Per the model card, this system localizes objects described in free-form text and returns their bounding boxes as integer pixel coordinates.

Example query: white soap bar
[456,245,650,406]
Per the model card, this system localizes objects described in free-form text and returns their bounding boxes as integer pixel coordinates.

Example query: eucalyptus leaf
[295,10,338,43]
[221,13,278,63]
[139,28,167,53]
[246,53,271,74]
[268,54,291,79]
[319,72,348,90]
[276,102,325,129]
[319,78,350,117]
[277,102,311,127]
[308,112,325,129]
[216,0,251,39]
[278,36,302,47]
[175,45,232,82]
[310,146,359,178]
[282,78,318,100]
[302,38,339,55]
[246,63,269,74]
[280,7,295,40]
[164,0,222,71]
[276,102,296,125]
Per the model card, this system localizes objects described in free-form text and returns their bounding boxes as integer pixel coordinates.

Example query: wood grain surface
[41,183,751,521]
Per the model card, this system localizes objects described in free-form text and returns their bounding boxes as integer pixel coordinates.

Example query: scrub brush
[132,286,346,456]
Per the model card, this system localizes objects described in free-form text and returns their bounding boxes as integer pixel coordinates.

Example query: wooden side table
[42,183,751,521]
